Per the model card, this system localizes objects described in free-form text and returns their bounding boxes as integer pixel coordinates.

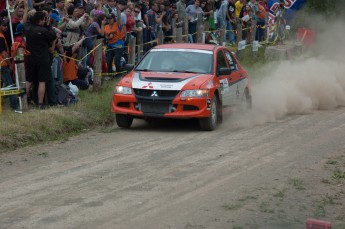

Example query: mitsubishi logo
[151,91,159,97]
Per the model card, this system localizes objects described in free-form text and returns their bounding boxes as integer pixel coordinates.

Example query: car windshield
[135,49,213,74]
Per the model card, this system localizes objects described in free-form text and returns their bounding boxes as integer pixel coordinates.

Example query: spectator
[84,11,106,66]
[146,2,164,48]
[274,0,286,44]
[175,0,186,28]
[0,9,13,49]
[235,0,245,19]
[63,37,90,90]
[0,17,19,112]
[256,0,266,41]
[32,0,46,10]
[90,0,109,17]
[104,13,125,75]
[53,0,67,18]
[241,4,255,44]
[216,0,228,44]
[25,11,57,109]
[226,0,236,45]
[63,4,89,47]
[104,0,116,15]
[186,0,204,43]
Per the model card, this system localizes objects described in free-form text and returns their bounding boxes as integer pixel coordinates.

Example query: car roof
[153,43,218,51]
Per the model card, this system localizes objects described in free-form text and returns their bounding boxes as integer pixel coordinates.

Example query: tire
[116,114,133,128]
[199,96,218,131]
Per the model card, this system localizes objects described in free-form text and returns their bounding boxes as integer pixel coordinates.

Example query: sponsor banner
[267,0,306,26]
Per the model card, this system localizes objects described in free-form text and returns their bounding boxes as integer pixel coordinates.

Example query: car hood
[129,71,213,90]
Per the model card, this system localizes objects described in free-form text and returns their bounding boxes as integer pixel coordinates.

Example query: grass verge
[0,80,117,153]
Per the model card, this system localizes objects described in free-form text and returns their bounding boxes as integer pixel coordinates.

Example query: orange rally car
[112,43,252,130]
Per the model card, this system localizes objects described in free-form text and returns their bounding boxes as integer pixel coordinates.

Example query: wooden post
[128,36,136,65]
[93,39,103,91]
[172,18,177,43]
[196,14,205,43]
[251,20,257,44]
[176,26,183,43]
[183,16,189,43]
[15,48,27,110]
[136,21,144,61]
[236,23,242,43]
[157,21,164,45]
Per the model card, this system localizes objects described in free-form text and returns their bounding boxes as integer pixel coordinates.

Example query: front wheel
[199,96,218,131]
[116,114,133,128]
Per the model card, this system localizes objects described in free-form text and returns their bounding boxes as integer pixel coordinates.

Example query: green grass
[289,178,306,190]
[0,80,117,153]
[222,202,243,210]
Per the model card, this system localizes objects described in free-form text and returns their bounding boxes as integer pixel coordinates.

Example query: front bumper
[111,94,211,118]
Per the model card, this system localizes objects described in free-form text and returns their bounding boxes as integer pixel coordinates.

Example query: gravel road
[1,107,345,229]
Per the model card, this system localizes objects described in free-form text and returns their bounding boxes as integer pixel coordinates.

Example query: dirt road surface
[1,106,345,229]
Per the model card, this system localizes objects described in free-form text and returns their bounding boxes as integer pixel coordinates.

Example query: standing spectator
[104,13,125,75]
[226,0,236,45]
[146,2,164,48]
[104,0,116,15]
[84,11,106,66]
[25,11,57,109]
[90,0,109,17]
[241,4,255,44]
[63,4,89,47]
[235,0,245,19]
[274,0,286,44]
[186,0,204,43]
[216,0,228,44]
[256,0,266,41]
[175,0,186,28]
[202,0,214,31]
[0,17,19,112]
[53,0,67,18]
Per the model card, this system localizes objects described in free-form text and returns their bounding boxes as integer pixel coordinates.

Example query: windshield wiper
[172,70,198,73]
[135,69,151,72]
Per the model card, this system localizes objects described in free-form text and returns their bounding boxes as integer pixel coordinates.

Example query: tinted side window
[224,50,239,71]
[216,50,228,75]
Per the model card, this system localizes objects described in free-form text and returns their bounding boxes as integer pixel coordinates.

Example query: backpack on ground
[56,83,78,105]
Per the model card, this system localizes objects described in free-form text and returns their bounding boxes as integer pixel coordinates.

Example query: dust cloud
[231,18,345,128]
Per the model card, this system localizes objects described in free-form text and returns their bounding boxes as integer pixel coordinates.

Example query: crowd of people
[0,0,285,111]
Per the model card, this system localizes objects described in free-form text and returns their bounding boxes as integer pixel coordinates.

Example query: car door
[224,50,247,105]
[216,49,234,106]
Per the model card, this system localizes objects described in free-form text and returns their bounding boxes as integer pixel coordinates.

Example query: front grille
[140,102,170,114]
[133,89,179,103]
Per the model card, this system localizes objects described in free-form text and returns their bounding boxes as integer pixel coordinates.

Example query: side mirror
[125,64,135,71]
[218,67,231,76]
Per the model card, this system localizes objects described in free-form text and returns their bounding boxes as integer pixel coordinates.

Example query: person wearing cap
[104,13,125,75]
[0,17,19,112]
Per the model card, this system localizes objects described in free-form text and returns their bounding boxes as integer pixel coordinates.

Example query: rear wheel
[199,96,218,131]
[116,114,133,128]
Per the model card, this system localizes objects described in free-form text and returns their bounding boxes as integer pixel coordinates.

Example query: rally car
[111,43,252,130]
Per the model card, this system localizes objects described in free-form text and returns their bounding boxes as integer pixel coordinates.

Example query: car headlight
[180,90,209,98]
[114,86,132,95]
